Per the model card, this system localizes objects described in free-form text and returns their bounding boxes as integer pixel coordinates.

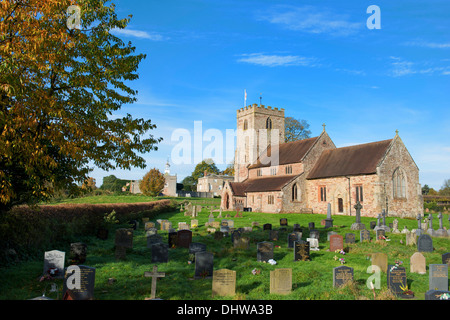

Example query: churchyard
[1,198,449,300]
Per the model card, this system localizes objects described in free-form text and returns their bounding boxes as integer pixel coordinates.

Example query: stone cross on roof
[144,265,165,300]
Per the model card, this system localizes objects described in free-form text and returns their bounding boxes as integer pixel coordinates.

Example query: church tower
[234,104,285,182]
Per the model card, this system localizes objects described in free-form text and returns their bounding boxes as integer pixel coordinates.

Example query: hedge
[0,199,177,266]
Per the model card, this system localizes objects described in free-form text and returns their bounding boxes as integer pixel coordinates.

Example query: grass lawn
[1,198,449,300]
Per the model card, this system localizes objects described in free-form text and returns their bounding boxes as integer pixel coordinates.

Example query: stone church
[220,104,423,218]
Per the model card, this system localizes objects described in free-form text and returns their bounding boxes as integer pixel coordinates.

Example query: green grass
[1,202,449,300]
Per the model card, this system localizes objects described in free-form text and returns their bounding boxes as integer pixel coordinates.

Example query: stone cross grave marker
[144,265,165,300]
[429,264,449,291]
[62,265,96,300]
[270,268,292,295]
[212,269,236,297]
[351,201,366,230]
[43,250,65,279]
[333,266,354,288]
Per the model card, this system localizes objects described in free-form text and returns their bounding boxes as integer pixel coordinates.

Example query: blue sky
[90,0,450,190]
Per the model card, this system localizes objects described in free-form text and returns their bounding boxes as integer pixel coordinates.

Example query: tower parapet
[237,104,285,118]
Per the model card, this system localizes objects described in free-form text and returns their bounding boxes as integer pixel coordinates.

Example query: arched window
[243,119,248,130]
[392,167,406,198]
[292,184,298,201]
[266,117,272,130]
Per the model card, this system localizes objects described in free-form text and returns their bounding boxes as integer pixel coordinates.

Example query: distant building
[197,172,234,196]
[129,159,178,196]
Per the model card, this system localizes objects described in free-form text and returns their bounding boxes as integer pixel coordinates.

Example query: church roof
[229,175,297,196]
[248,136,319,169]
[307,139,393,179]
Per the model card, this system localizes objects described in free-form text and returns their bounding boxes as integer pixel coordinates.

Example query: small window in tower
[266,117,272,130]
[243,119,248,130]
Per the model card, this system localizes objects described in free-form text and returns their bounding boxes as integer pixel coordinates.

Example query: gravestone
[391,219,400,233]
[194,252,214,279]
[371,253,388,273]
[70,242,87,265]
[145,221,155,231]
[189,242,207,261]
[280,218,288,227]
[442,253,450,266]
[288,232,302,248]
[351,201,366,230]
[416,214,424,236]
[234,237,250,250]
[168,231,178,248]
[327,231,338,241]
[212,269,236,297]
[418,234,433,252]
[387,265,407,295]
[360,229,371,242]
[309,229,320,240]
[43,250,65,279]
[214,231,224,240]
[324,202,333,228]
[231,230,242,243]
[62,265,96,300]
[263,223,272,231]
[329,234,344,252]
[145,227,157,238]
[369,221,376,230]
[425,289,450,300]
[191,219,199,228]
[257,241,274,263]
[270,268,292,295]
[333,266,354,288]
[427,213,435,236]
[307,238,319,251]
[294,240,310,261]
[376,229,385,240]
[144,265,165,300]
[115,228,133,260]
[308,222,315,230]
[177,230,192,249]
[345,233,356,244]
[410,252,426,274]
[151,243,169,263]
[178,222,189,231]
[269,230,279,241]
[435,212,447,237]
[293,224,302,232]
[429,264,449,291]
[406,232,417,246]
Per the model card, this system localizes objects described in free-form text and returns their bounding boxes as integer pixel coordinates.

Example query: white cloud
[259,5,361,36]
[388,56,450,77]
[237,53,317,67]
[110,28,164,41]
[404,41,450,49]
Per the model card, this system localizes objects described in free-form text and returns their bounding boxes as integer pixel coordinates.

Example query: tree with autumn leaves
[0,1,161,213]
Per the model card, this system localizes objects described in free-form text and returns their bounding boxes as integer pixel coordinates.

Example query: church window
[268,194,274,204]
[319,186,327,202]
[257,169,262,176]
[355,185,363,202]
[266,117,272,130]
[243,119,248,130]
[292,184,299,201]
[392,168,406,198]
[285,165,293,174]
[270,167,277,175]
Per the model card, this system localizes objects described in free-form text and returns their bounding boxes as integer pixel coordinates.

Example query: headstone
[435,212,448,237]
[269,230,279,241]
[360,229,371,242]
[429,264,449,291]
[280,218,288,227]
[294,240,310,261]
[212,269,236,297]
[333,266,354,288]
[327,231,337,241]
[145,221,155,231]
[345,233,356,244]
[151,243,169,263]
[406,232,417,246]
[410,252,426,274]
[62,265,96,300]
[329,234,344,252]
[427,213,435,236]
[194,252,214,279]
[309,229,320,240]
[43,250,65,279]
[308,222,315,230]
[234,237,250,250]
[307,238,319,251]
[288,232,302,248]
[442,253,450,266]
[391,219,400,233]
[231,230,242,243]
[369,221,376,230]
[147,234,162,248]
[168,231,178,248]
[214,231,225,240]
[144,265,165,300]
[190,219,199,228]
[324,202,334,228]
[425,289,450,300]
[293,224,302,232]
[177,230,192,249]
[376,229,386,240]
[257,241,274,262]
[189,242,207,261]
[70,243,87,265]
[178,222,190,230]
[371,253,388,273]
[387,265,407,295]
[416,214,424,236]
[145,227,157,238]
[263,223,272,231]
[115,228,133,249]
[270,268,292,295]
[418,234,433,252]
[351,201,366,230]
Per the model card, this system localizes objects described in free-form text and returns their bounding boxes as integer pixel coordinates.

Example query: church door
[338,198,344,213]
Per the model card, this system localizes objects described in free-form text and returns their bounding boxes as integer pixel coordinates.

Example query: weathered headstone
[62,265,96,300]
[43,250,65,279]
[270,268,292,295]
[212,269,236,297]
[387,265,407,295]
[189,242,206,261]
[263,223,272,231]
[309,229,320,240]
[257,241,274,262]
[144,265,165,300]
[293,224,302,232]
[145,221,155,231]
[168,231,178,248]
[376,229,385,240]
[190,219,199,228]
[70,242,87,265]
[360,229,371,242]
[194,252,214,279]
[288,232,302,248]
[308,222,315,230]
[151,243,169,263]
[214,231,224,240]
[333,266,354,288]
[418,234,433,252]
[410,252,426,274]
[435,212,448,237]
[371,252,388,273]
[324,202,334,228]
[307,238,319,251]
[294,240,310,261]
[269,230,279,241]
[280,218,288,227]
[177,230,192,249]
[429,264,449,291]
[327,231,337,241]
[442,253,450,266]
[329,234,344,252]
[406,231,417,246]
[233,237,250,250]
[115,228,133,260]
[345,233,356,244]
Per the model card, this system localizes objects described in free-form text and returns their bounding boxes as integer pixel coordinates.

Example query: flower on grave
[200,270,210,279]
[439,293,450,300]
[267,259,277,265]
[333,255,338,261]
[187,261,192,265]
[390,260,403,272]
[252,268,261,275]
[47,268,59,276]
[339,258,345,264]
[275,245,281,248]
[399,284,414,296]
